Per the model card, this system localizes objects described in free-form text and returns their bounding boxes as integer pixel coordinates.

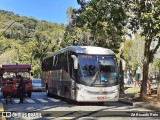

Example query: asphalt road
[1,92,159,120]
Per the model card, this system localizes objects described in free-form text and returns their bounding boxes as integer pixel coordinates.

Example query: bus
[42,46,120,102]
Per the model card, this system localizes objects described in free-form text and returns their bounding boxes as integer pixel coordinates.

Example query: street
[1,92,159,120]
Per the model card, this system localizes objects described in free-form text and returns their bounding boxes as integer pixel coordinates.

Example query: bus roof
[47,46,115,58]
[1,64,31,72]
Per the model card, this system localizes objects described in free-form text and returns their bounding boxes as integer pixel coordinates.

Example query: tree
[0,39,23,64]
[33,32,55,61]
[62,7,89,47]
[64,0,128,53]
[123,34,145,82]
[126,0,160,99]
[0,9,65,78]
[66,7,74,23]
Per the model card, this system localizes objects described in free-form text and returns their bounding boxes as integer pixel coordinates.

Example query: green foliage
[125,87,140,94]
[150,58,160,76]
[124,34,145,70]
[63,0,128,53]
[32,64,41,78]
[0,10,65,78]
[126,0,160,58]
[125,0,160,98]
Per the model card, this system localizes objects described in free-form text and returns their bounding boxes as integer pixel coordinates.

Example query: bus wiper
[90,71,99,86]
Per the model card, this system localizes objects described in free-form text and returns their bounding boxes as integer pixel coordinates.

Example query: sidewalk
[121,83,160,111]
[119,93,160,111]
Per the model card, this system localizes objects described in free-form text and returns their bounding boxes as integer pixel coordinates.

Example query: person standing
[17,76,25,103]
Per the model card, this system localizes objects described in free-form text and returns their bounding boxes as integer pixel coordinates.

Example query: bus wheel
[27,92,32,97]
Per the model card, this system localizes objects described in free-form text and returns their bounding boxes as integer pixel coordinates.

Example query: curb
[119,99,160,111]
[133,102,160,111]
[118,99,133,106]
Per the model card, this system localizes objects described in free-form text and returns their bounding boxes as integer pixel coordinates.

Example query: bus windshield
[79,55,118,87]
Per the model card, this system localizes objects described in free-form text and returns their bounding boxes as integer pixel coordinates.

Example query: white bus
[42,46,120,102]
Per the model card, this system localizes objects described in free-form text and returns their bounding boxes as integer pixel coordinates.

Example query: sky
[0,0,80,24]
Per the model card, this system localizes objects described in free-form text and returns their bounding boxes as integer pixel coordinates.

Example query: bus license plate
[97,96,104,100]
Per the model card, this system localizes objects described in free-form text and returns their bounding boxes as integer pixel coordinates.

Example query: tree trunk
[140,41,150,99]
[119,57,124,94]
[140,61,149,98]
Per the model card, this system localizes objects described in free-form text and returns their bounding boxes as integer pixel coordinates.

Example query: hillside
[0,10,66,77]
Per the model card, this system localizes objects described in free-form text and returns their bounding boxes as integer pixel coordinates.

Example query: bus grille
[86,90,116,95]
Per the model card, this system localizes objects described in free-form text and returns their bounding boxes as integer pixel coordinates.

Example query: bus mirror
[71,55,78,69]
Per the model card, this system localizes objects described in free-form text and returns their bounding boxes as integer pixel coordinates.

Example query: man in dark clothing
[17,76,25,103]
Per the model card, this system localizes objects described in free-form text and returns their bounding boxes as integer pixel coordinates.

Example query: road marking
[14,99,19,103]
[1,98,62,104]
[37,98,48,103]
[25,98,35,103]
[48,98,60,102]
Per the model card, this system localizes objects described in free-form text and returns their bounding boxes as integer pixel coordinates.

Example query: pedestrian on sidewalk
[17,76,25,103]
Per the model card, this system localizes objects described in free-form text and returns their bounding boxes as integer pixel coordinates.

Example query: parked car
[32,78,44,91]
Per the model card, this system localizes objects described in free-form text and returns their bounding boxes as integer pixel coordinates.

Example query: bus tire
[27,92,32,97]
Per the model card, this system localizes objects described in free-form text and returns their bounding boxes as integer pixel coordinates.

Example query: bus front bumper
[76,90,119,102]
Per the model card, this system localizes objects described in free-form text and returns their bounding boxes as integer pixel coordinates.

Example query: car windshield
[78,55,118,86]
[17,72,30,79]
[3,72,16,79]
